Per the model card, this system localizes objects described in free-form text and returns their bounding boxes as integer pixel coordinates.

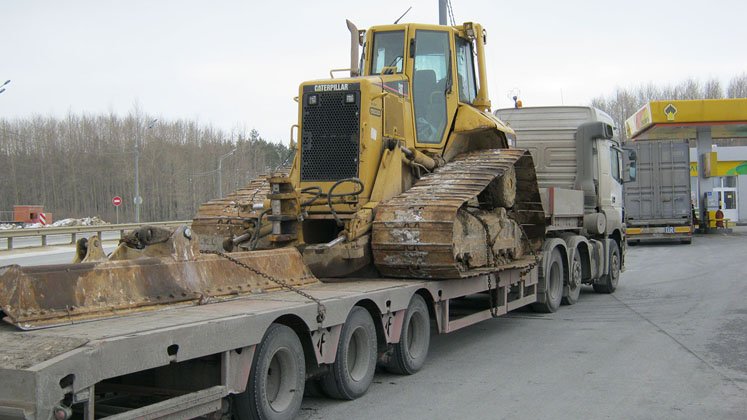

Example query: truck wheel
[562,251,582,305]
[593,241,620,294]
[233,324,305,420]
[385,294,431,375]
[532,248,563,313]
[320,306,377,400]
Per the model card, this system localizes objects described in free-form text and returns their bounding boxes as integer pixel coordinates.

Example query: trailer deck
[0,260,538,420]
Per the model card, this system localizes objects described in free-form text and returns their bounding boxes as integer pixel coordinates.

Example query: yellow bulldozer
[192,20,544,277]
[0,21,545,329]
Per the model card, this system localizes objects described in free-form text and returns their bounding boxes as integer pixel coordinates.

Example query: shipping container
[624,140,692,244]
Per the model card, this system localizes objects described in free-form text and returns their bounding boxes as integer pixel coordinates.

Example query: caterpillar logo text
[314,83,349,92]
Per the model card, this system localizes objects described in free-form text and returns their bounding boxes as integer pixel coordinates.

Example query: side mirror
[624,148,637,183]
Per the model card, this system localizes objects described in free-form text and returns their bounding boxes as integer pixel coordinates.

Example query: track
[372,149,545,279]
[191,176,272,251]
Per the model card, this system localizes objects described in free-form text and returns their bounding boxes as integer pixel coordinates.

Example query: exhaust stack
[346,19,360,77]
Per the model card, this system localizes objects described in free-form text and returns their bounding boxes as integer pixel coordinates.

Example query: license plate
[664,226,674,234]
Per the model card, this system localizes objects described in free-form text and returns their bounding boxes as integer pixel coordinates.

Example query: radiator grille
[301,91,360,181]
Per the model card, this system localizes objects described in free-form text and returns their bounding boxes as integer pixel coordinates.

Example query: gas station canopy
[624,98,747,232]
[625,98,747,141]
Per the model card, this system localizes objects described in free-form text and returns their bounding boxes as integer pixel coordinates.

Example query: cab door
[599,141,625,216]
[410,29,458,147]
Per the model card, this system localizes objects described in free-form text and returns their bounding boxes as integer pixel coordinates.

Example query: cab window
[371,31,404,75]
[412,30,450,144]
[456,37,477,103]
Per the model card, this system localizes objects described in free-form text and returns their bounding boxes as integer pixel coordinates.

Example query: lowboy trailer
[1,261,539,419]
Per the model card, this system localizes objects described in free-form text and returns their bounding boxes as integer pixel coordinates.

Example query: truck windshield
[371,31,405,75]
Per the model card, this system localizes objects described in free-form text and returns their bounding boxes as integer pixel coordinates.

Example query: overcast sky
[2,0,746,143]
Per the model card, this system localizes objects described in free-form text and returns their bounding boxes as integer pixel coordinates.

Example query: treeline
[591,73,747,142]
[0,113,289,222]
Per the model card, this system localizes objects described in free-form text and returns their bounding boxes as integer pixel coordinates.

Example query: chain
[517,223,541,277]
[200,249,326,324]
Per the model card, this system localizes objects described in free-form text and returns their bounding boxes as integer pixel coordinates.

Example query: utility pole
[217,148,237,198]
[134,118,157,222]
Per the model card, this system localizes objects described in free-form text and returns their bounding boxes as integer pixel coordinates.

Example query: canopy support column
[696,126,713,230]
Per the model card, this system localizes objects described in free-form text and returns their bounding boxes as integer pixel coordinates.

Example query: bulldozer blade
[0,247,317,330]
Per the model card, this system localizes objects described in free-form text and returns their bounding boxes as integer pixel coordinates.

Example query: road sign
[134,196,143,205]
[112,196,123,207]
[39,213,47,226]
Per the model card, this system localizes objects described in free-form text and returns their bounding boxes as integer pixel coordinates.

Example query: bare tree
[703,78,723,99]
[727,73,747,98]
[0,113,289,223]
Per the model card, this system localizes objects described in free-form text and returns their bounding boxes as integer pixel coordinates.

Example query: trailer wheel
[593,241,620,294]
[233,324,305,420]
[385,294,431,375]
[320,306,377,400]
[562,251,582,305]
[532,248,563,313]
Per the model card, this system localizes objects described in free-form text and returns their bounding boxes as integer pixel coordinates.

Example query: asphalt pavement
[0,241,119,266]
[299,229,747,420]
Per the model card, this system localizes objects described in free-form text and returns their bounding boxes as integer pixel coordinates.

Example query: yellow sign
[689,160,747,177]
[625,103,652,138]
[625,98,747,140]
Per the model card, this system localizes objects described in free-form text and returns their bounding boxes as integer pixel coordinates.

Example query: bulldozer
[192,20,544,278]
[0,21,545,329]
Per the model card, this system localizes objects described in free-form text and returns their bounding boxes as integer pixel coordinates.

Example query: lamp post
[217,147,237,198]
[134,118,157,222]
[0,80,10,95]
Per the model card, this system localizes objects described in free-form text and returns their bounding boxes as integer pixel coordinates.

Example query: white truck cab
[495,106,636,301]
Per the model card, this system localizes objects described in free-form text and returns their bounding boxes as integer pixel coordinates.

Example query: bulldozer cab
[361,22,487,148]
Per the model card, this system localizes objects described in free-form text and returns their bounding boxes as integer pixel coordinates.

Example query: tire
[562,251,582,305]
[593,241,620,294]
[320,306,377,400]
[233,324,305,420]
[532,248,564,313]
[384,294,431,375]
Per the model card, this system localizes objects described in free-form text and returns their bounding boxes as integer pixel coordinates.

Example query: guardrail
[0,221,192,250]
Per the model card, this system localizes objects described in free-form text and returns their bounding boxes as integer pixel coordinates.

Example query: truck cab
[495,106,627,239]
[495,106,634,301]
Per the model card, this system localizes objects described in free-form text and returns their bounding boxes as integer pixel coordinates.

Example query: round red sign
[112,196,123,207]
